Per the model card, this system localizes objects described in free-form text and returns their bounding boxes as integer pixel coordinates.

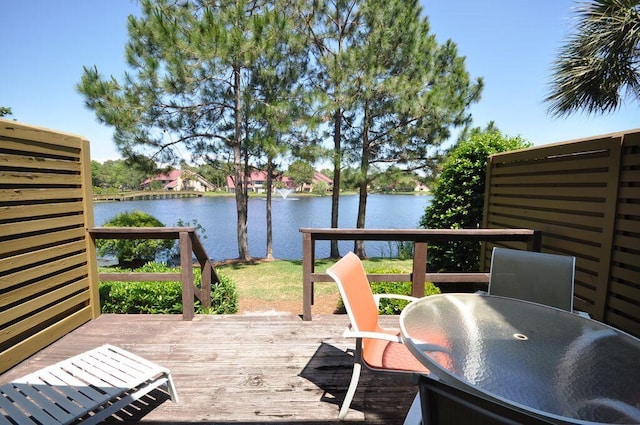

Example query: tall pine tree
[296,0,363,257]
[79,0,303,260]
[347,0,482,257]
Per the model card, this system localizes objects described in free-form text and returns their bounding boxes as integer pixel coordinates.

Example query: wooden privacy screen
[483,129,640,337]
[0,120,99,374]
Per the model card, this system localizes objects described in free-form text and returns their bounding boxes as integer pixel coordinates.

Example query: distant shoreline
[93,189,430,203]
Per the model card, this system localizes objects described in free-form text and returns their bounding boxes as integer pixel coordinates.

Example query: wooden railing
[88,227,219,321]
[300,228,541,321]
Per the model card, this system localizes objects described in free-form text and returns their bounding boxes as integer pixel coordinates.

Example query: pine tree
[79,0,303,260]
[296,0,363,257]
[245,10,317,260]
[347,0,482,257]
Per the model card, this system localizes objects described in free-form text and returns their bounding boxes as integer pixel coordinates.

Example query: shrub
[335,267,441,315]
[99,262,238,314]
[420,130,531,272]
[97,210,175,268]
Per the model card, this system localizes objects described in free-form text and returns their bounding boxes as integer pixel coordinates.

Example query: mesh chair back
[489,248,575,311]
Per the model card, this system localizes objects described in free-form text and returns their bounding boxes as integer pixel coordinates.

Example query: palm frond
[546,0,640,116]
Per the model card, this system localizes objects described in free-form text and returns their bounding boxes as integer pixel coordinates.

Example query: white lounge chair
[0,344,178,424]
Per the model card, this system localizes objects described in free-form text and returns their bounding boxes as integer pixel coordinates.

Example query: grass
[216,257,415,312]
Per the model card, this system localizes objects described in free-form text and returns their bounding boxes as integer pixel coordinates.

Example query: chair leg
[339,361,362,420]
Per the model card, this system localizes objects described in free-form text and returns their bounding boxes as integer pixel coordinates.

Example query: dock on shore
[93,191,204,202]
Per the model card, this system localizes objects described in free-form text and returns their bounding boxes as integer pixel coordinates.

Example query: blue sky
[2,0,638,162]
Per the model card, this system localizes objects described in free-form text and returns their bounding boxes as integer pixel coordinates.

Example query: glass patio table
[400,293,640,424]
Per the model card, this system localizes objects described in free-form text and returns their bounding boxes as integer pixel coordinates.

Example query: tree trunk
[330,108,342,258]
[265,156,274,260]
[233,64,250,261]
[354,102,370,258]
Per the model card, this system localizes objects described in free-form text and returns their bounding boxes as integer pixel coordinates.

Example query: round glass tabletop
[400,293,640,424]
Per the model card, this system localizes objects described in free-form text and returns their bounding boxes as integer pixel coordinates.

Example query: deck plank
[1,314,419,424]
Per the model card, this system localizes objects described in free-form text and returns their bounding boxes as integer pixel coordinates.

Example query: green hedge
[99,262,238,314]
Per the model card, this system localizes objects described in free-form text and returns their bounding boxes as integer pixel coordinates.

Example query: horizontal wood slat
[0,170,83,186]
[491,135,614,162]
[0,214,86,240]
[0,152,82,173]
[0,187,84,203]
[490,155,611,176]
[488,186,608,198]
[490,170,612,185]
[1,121,86,151]
[0,228,85,257]
[0,201,84,221]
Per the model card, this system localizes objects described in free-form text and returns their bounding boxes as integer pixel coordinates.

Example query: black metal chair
[413,374,559,425]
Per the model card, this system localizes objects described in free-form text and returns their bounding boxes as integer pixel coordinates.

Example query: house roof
[142,169,214,190]
[142,169,181,186]
[313,172,333,184]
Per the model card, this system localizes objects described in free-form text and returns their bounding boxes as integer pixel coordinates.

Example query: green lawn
[217,257,415,313]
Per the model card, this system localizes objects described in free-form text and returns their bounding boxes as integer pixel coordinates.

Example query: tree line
[91,158,428,194]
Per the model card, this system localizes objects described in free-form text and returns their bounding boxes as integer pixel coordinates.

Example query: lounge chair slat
[0,385,62,424]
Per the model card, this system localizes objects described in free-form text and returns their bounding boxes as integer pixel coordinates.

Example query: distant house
[225,170,333,193]
[300,172,334,192]
[141,169,215,192]
[225,171,277,194]
[414,181,430,193]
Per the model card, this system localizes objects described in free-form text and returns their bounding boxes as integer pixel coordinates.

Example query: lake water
[94,193,432,260]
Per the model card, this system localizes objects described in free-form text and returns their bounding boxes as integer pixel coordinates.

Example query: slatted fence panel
[0,120,99,373]
[483,129,640,337]
[609,132,640,336]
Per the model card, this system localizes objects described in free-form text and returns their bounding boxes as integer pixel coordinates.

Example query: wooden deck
[0,314,419,424]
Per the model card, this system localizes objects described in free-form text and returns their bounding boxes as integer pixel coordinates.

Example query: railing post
[302,231,314,321]
[180,231,195,321]
[200,259,212,309]
[412,242,427,298]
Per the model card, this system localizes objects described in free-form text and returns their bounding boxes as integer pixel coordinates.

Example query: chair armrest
[373,294,419,307]
[343,328,402,343]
